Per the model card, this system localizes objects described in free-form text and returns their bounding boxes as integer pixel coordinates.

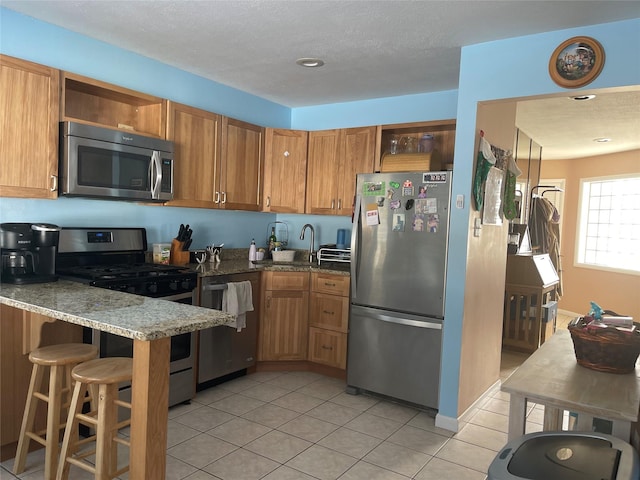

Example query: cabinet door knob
[322,310,335,315]
[331,199,335,209]
[266,196,271,207]
[222,192,227,204]
[50,175,58,192]
[321,345,333,350]
[284,151,290,157]
[215,191,220,204]
[337,199,342,210]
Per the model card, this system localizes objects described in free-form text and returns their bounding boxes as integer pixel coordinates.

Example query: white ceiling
[3,0,640,159]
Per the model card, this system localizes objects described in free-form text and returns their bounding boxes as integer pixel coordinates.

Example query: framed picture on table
[549,36,605,88]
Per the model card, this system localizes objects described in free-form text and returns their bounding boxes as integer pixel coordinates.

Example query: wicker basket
[568,317,640,374]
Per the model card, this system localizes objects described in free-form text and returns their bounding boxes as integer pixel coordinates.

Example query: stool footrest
[66,455,96,474]
[25,431,47,447]
[114,436,131,448]
[76,412,98,426]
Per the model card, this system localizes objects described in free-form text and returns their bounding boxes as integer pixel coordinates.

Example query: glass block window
[576,175,640,274]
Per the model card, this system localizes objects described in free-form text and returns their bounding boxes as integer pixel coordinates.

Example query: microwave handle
[150,151,162,199]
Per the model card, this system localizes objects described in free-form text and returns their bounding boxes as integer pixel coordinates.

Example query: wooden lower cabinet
[308,273,350,370]
[258,271,309,361]
[308,327,347,369]
[258,271,350,371]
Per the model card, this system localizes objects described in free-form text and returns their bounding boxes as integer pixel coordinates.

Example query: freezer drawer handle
[370,312,442,330]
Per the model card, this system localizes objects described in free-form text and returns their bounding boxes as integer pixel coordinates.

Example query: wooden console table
[502,329,640,442]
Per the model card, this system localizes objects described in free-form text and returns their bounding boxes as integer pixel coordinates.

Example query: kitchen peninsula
[0,280,234,480]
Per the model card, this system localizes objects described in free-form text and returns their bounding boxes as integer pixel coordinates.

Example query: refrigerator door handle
[375,313,442,330]
[350,193,362,299]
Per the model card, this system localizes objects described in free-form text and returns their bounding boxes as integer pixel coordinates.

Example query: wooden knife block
[170,239,190,265]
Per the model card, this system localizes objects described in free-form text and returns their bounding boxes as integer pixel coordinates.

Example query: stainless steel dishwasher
[197,272,259,387]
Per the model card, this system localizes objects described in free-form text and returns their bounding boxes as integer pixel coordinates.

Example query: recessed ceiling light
[594,137,612,143]
[296,58,325,68]
[571,94,596,101]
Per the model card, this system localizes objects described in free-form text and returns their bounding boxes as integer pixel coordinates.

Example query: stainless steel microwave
[59,121,174,202]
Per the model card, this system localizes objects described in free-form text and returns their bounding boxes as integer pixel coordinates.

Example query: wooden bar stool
[56,357,133,480]
[13,343,99,480]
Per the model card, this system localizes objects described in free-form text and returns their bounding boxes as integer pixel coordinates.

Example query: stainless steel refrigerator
[347,171,452,409]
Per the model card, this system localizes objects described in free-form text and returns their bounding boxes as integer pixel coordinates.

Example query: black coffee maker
[0,223,61,284]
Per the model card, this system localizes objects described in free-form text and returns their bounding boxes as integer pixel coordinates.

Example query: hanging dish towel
[222,281,254,331]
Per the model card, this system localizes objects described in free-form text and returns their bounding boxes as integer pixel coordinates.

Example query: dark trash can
[488,431,639,480]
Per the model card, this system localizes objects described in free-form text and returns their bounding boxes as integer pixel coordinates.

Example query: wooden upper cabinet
[263,128,308,213]
[339,127,377,215]
[306,126,375,215]
[221,117,264,211]
[0,55,60,199]
[166,102,221,208]
[61,71,166,138]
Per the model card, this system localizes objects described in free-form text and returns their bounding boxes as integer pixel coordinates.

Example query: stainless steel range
[56,227,198,407]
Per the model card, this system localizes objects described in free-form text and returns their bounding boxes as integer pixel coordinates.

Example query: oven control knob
[148,283,158,294]
[169,281,178,291]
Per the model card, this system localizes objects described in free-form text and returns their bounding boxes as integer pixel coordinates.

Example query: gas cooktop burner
[59,263,191,281]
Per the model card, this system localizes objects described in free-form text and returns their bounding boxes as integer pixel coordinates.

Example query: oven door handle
[202,283,229,291]
[160,291,194,302]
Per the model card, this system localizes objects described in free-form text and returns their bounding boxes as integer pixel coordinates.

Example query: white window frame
[575,173,640,276]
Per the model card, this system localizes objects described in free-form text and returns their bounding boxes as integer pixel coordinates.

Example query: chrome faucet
[299,224,315,263]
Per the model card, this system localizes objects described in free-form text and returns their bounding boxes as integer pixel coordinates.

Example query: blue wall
[439,18,640,421]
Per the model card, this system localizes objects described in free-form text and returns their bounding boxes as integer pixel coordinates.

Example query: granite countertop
[0,280,234,341]
[192,252,350,278]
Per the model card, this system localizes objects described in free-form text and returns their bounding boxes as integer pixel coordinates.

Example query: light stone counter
[193,259,350,277]
[0,280,233,340]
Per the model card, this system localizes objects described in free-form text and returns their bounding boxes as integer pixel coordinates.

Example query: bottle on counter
[249,239,257,261]
[268,227,277,257]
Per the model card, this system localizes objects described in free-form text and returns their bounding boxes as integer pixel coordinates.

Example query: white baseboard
[435,379,501,434]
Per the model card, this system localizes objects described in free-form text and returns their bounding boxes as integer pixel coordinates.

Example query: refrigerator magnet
[402,179,414,196]
[390,199,401,210]
[364,182,384,196]
[366,204,380,225]
[415,199,428,214]
[386,188,395,199]
[426,198,438,213]
[390,181,400,189]
[392,214,405,232]
[428,214,440,233]
[413,214,425,232]
[377,197,385,207]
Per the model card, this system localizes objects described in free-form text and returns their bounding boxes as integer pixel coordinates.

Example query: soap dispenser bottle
[249,239,257,261]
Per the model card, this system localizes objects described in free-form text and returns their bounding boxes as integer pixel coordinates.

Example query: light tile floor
[1,351,549,480]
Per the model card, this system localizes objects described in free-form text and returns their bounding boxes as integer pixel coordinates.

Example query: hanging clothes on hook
[529,195,563,297]
[473,134,497,210]
[503,153,522,220]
